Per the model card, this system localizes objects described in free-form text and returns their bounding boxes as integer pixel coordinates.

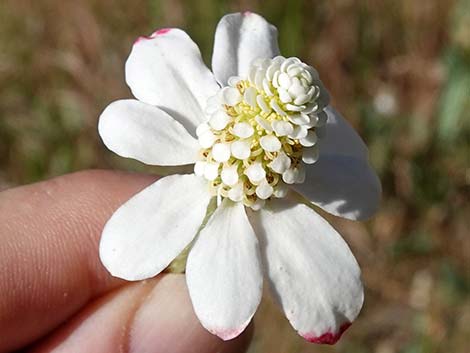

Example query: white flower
[98,12,381,344]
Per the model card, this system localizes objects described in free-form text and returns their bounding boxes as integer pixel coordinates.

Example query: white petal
[255,180,274,199]
[302,146,319,164]
[194,161,206,176]
[287,79,303,96]
[304,114,318,128]
[288,125,308,139]
[204,95,220,115]
[99,100,199,166]
[269,151,291,174]
[285,103,306,112]
[126,29,219,134]
[196,122,211,137]
[299,130,318,147]
[294,93,311,105]
[221,86,242,106]
[221,165,239,186]
[303,103,319,115]
[209,110,231,130]
[255,115,273,131]
[278,72,291,88]
[99,174,211,281]
[249,196,363,344]
[203,162,220,181]
[244,86,258,108]
[257,95,271,114]
[278,88,292,103]
[187,200,263,340]
[228,76,241,87]
[212,12,280,86]
[293,155,381,220]
[319,106,368,160]
[270,99,287,116]
[288,113,310,125]
[273,182,288,198]
[212,143,231,163]
[263,78,274,96]
[260,135,281,152]
[254,68,265,89]
[233,122,254,138]
[272,70,281,88]
[244,162,266,184]
[231,140,251,160]
[266,59,282,80]
[280,57,300,71]
[228,182,244,202]
[282,166,302,184]
[198,130,217,149]
[272,120,294,136]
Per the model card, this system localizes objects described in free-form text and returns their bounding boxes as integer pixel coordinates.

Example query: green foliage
[438,49,470,143]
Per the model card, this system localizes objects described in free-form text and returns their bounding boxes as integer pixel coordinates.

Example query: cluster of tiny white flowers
[194,56,330,210]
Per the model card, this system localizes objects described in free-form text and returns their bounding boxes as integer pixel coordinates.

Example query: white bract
[98,12,381,344]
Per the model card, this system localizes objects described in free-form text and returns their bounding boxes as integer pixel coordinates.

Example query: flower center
[194,56,329,210]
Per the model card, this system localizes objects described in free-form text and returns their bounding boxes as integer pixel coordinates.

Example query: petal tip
[302,322,351,345]
[212,326,247,341]
[134,28,172,45]
[134,35,150,45]
[152,28,172,36]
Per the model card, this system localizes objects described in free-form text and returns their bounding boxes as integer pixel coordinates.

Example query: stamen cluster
[194,56,330,209]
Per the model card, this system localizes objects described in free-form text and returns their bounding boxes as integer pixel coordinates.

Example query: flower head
[98,12,381,344]
[195,55,329,209]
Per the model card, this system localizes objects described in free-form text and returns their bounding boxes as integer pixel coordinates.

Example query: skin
[0,170,253,353]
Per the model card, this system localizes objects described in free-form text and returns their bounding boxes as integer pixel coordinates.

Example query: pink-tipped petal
[302,322,352,345]
[134,36,150,44]
[248,194,363,345]
[134,28,172,44]
[152,28,171,36]
[186,200,263,341]
[212,325,249,341]
[126,28,219,135]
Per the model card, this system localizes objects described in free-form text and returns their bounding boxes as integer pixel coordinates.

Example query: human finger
[0,170,156,351]
[29,275,252,353]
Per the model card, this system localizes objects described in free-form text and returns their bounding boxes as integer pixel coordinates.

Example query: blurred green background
[1,0,469,352]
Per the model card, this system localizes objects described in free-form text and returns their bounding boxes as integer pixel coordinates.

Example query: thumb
[30,275,253,353]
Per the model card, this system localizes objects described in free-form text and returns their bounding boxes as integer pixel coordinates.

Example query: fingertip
[0,170,158,351]
[29,280,157,353]
[29,275,253,353]
[129,275,253,353]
